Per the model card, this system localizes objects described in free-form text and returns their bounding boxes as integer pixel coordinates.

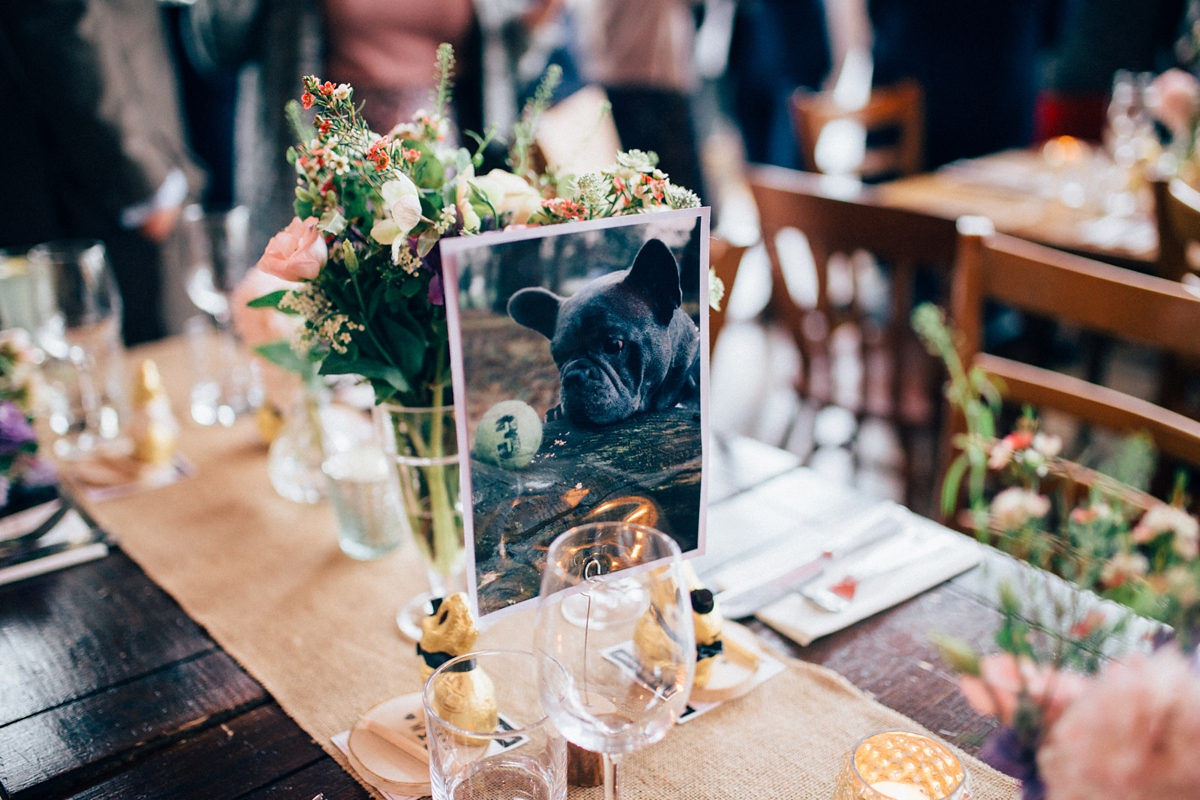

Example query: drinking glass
[424,649,567,800]
[324,441,407,560]
[27,240,127,457]
[181,204,257,425]
[533,522,695,800]
[833,730,970,800]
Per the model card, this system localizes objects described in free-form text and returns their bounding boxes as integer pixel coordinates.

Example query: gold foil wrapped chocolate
[633,563,724,688]
[129,360,178,465]
[417,593,497,738]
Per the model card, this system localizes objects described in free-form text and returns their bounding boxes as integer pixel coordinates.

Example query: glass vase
[374,402,465,640]
[268,389,328,504]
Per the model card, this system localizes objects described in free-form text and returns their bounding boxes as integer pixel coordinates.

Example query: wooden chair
[1152,177,1200,283]
[708,236,749,354]
[791,80,924,181]
[749,166,959,510]
[949,219,1200,483]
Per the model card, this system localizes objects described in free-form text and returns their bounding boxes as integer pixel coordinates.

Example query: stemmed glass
[27,240,126,457]
[533,522,696,800]
[181,204,257,425]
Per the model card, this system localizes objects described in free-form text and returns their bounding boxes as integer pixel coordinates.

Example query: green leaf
[323,357,411,394]
[382,317,426,375]
[253,341,311,375]
[401,139,445,190]
[941,453,969,519]
[248,290,289,309]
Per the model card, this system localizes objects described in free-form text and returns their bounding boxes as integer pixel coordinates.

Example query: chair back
[708,236,748,354]
[950,221,1200,469]
[750,166,959,510]
[1153,177,1200,283]
[791,80,924,181]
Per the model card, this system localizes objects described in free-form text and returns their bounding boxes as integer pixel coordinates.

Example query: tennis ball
[472,400,543,470]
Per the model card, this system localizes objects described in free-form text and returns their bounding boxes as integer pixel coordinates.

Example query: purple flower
[0,401,36,456]
[980,727,1044,800]
[427,272,444,306]
[15,454,57,487]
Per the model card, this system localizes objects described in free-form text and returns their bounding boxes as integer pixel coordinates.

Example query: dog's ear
[623,238,681,324]
[508,287,561,340]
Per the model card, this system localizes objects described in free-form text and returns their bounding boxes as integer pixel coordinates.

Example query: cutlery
[800,534,953,613]
[715,510,906,619]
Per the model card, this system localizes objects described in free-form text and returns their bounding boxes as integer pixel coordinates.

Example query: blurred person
[0,0,204,344]
[323,0,478,133]
[1036,0,1185,141]
[868,0,1053,168]
[727,0,832,168]
[185,0,485,256]
[578,0,707,201]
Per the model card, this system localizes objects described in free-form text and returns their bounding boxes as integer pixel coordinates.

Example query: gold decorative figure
[633,563,724,688]
[129,360,178,465]
[417,592,497,738]
[254,401,286,444]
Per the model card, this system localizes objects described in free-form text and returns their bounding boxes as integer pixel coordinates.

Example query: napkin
[331,731,419,800]
[751,506,982,646]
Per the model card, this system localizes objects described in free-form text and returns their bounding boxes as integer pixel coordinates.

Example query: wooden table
[1,361,1021,799]
[875,148,1159,271]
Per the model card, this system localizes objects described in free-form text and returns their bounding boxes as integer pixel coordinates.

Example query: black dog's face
[508,239,685,427]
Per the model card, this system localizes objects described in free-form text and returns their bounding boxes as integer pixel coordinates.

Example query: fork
[801,535,953,613]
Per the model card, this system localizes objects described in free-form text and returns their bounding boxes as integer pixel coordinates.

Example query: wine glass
[27,240,127,457]
[533,522,695,800]
[181,204,257,425]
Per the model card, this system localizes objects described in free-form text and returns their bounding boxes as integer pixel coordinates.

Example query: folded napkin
[754,507,981,646]
[0,501,108,586]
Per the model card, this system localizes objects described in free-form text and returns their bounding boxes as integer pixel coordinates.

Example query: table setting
[7,45,1200,800]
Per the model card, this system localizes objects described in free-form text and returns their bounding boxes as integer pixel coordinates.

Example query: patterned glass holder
[833,730,971,800]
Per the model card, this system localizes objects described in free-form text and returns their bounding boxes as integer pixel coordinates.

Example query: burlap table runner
[82,339,1017,799]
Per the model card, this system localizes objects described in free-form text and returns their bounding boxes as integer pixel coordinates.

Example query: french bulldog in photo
[507,238,700,428]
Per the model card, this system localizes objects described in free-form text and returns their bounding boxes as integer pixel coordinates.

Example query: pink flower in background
[1132,505,1200,560]
[1039,649,1200,800]
[256,217,327,281]
[1150,69,1200,135]
[231,268,301,348]
[958,654,1087,729]
[990,487,1051,531]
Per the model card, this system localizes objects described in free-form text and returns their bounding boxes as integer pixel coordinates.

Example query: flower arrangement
[912,303,1200,636]
[914,302,1200,799]
[249,45,702,409]
[0,329,56,511]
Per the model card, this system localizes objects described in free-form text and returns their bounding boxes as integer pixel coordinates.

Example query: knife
[714,511,906,619]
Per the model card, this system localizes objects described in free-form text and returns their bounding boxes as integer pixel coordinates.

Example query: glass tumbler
[424,649,567,800]
[833,730,971,800]
[27,240,126,457]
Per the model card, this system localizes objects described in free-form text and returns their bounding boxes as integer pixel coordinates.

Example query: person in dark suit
[0,0,204,344]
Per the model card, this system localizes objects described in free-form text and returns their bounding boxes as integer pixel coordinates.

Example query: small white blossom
[1033,433,1063,458]
[1133,505,1200,559]
[332,83,351,102]
[990,487,1050,531]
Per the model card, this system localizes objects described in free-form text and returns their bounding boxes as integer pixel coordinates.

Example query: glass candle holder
[833,730,971,800]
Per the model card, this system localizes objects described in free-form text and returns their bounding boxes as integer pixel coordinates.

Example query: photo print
[441,208,710,617]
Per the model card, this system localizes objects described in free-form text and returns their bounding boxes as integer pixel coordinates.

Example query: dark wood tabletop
[1,446,1014,800]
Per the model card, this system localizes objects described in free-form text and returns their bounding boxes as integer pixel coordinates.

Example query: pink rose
[256,217,327,281]
[1151,69,1200,136]
[1039,649,1200,800]
[230,268,301,348]
[958,654,1088,729]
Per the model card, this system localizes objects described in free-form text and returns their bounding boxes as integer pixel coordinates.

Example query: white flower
[988,439,1014,470]
[370,173,423,262]
[1032,433,1063,458]
[332,83,351,102]
[455,166,481,234]
[1100,551,1149,589]
[475,169,542,225]
[990,487,1050,531]
[1133,505,1200,559]
[327,151,350,175]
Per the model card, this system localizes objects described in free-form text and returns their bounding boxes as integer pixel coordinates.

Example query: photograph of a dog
[441,209,708,617]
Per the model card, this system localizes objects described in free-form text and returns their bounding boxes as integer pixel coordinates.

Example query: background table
[1,339,1016,800]
[875,149,1158,271]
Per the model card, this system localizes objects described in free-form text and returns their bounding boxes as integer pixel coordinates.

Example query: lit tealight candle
[870,781,930,800]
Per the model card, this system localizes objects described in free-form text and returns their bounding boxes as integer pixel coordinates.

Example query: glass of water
[27,240,127,457]
[424,649,567,800]
[323,442,407,560]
